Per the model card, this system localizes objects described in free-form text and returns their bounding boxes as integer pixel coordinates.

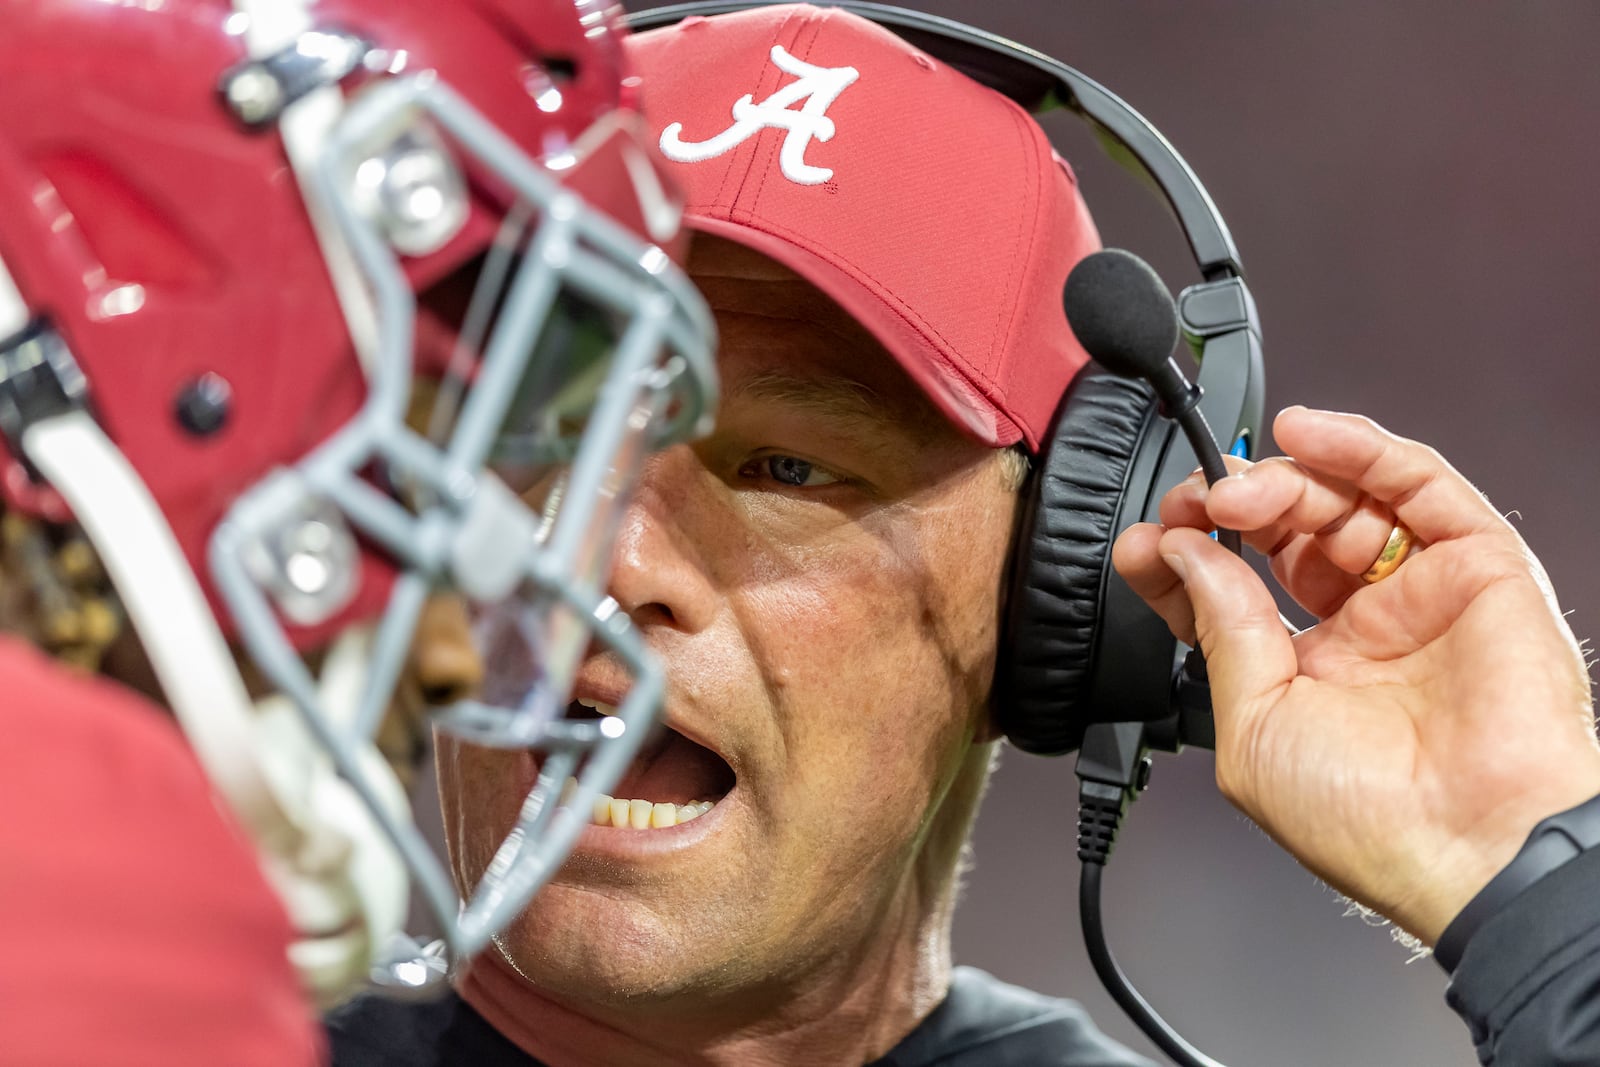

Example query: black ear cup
[994,368,1159,755]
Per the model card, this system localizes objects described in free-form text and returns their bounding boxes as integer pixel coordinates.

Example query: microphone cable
[1078,813,1228,1067]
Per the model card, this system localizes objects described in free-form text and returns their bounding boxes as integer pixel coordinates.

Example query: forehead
[686,234,947,437]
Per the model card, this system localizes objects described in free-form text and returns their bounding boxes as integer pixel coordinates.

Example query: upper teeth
[576,697,618,716]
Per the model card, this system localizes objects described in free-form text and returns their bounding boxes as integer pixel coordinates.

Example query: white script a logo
[659,45,860,186]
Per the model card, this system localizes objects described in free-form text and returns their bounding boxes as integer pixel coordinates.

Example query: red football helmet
[0,0,716,1001]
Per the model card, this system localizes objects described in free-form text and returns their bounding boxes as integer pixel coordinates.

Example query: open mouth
[565,699,736,829]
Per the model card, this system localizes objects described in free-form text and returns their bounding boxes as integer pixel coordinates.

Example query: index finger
[1271,406,1513,547]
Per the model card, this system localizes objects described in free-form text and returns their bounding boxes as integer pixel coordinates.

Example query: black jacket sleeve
[1446,844,1600,1065]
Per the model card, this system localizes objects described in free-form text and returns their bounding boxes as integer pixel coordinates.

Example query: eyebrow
[730,370,899,433]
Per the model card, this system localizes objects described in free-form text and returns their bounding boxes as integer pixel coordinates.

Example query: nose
[607,445,720,635]
[409,594,484,705]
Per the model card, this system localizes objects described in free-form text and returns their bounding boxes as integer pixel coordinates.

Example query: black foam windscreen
[1062,249,1180,382]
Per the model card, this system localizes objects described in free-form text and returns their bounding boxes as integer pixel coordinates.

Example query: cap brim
[686,215,1016,448]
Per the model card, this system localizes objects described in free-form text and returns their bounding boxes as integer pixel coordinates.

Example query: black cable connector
[1075,721,1148,862]
[1077,784,1127,864]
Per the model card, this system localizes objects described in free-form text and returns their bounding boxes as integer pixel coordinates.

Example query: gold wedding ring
[1361,522,1415,584]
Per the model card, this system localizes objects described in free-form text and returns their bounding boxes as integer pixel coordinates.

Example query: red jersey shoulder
[0,636,323,1067]
[2,633,202,769]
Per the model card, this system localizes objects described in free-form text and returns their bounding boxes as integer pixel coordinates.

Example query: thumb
[1158,527,1297,741]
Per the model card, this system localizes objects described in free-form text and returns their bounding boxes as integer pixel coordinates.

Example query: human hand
[1112,405,1600,944]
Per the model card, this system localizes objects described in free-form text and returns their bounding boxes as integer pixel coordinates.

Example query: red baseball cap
[624,3,1101,450]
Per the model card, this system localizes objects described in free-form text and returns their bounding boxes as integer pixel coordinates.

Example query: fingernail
[1162,552,1189,582]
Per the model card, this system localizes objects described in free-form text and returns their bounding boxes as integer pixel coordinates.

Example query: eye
[743,455,840,488]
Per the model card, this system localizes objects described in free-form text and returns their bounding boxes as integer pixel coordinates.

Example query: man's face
[436,235,1018,1012]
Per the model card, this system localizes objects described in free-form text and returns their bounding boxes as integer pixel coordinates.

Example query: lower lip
[567,790,733,860]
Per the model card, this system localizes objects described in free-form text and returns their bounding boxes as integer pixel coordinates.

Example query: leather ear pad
[994,368,1157,755]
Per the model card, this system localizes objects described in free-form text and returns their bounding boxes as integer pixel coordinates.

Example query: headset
[628,5,1263,1064]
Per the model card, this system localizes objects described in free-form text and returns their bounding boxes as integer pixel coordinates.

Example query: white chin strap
[21,412,408,1005]
[0,249,26,341]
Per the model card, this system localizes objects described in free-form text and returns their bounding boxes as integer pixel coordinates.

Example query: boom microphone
[1064,247,1241,1067]
[1063,249,1237,531]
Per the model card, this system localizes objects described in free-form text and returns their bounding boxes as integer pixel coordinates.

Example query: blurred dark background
[414,3,1600,1063]
[618,2,1600,1063]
